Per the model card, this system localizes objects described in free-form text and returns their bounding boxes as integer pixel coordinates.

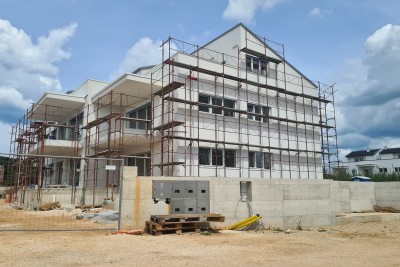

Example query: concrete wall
[119,166,400,230]
[375,182,400,209]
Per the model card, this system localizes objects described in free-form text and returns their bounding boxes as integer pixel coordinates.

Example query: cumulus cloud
[336,24,400,155]
[308,8,332,18]
[0,87,32,123]
[223,0,284,23]
[0,19,77,152]
[0,19,77,99]
[111,37,163,79]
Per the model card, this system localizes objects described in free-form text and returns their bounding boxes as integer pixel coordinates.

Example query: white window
[249,151,271,169]
[247,104,270,122]
[199,94,235,117]
[199,148,236,167]
[127,104,151,130]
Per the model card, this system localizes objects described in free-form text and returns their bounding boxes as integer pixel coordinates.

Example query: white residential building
[345,147,400,176]
[10,23,337,189]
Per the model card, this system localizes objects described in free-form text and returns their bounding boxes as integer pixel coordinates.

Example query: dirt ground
[0,201,118,230]
[1,219,400,267]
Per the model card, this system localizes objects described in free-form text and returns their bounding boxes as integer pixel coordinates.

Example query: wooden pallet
[145,221,203,236]
[146,214,224,236]
[204,214,225,222]
[150,214,225,224]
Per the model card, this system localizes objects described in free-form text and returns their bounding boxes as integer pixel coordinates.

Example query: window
[395,167,400,173]
[199,148,210,165]
[212,149,223,166]
[199,95,210,112]
[127,104,151,130]
[199,94,235,117]
[125,153,151,176]
[225,149,236,167]
[199,147,236,167]
[249,151,271,169]
[246,55,261,74]
[224,99,235,117]
[247,104,269,122]
[246,55,277,78]
[379,168,388,173]
[212,97,222,115]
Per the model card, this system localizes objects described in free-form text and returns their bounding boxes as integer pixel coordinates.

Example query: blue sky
[0,0,400,160]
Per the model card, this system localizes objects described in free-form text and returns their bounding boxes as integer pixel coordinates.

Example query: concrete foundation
[119,167,400,230]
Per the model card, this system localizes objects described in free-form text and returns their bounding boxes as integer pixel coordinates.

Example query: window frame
[225,149,236,168]
[247,103,270,122]
[126,103,151,130]
[199,147,237,167]
[246,55,277,78]
[249,151,271,169]
[199,147,210,165]
[198,93,236,117]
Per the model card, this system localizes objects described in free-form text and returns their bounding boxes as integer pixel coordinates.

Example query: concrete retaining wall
[375,182,400,209]
[119,167,400,229]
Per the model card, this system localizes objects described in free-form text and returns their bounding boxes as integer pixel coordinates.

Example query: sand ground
[1,218,400,267]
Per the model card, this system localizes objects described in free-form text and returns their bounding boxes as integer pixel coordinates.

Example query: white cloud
[0,87,32,111]
[112,37,162,79]
[0,19,77,152]
[308,7,332,18]
[336,24,400,154]
[223,0,284,23]
[0,19,77,100]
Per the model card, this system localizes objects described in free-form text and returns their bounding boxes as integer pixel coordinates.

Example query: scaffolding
[150,32,338,178]
[7,29,339,206]
[8,90,154,206]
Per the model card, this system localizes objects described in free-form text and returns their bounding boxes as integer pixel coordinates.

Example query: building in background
[344,147,400,176]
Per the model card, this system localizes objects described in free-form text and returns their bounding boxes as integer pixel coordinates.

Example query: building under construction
[8,23,338,205]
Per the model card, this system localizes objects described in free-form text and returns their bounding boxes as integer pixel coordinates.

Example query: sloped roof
[198,23,317,88]
[345,149,380,158]
[380,147,400,154]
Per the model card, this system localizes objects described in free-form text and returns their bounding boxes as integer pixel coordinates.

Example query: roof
[198,23,317,88]
[345,149,380,158]
[380,147,400,154]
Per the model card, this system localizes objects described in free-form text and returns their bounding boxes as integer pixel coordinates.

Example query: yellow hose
[234,215,263,230]
[226,215,257,230]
